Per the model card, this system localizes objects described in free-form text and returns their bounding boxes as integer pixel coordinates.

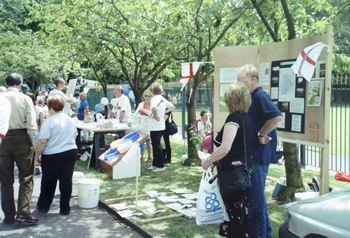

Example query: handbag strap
[241,115,248,167]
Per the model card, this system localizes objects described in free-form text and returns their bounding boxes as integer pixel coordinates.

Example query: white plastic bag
[196,171,229,225]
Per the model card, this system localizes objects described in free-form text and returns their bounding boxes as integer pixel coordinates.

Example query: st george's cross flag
[291,42,327,81]
[180,62,201,91]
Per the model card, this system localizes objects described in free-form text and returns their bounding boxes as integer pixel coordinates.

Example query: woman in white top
[135,90,153,160]
[35,96,77,215]
[148,84,175,171]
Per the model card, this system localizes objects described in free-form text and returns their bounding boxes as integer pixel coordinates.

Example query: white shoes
[147,166,156,170]
[153,167,166,172]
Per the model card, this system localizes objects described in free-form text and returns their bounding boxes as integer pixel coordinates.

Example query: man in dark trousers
[238,65,281,238]
[0,73,38,225]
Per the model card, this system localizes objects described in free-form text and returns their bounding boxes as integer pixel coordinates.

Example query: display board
[214,32,332,147]
[213,29,333,194]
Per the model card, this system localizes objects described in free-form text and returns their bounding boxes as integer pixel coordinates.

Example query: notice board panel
[213,32,332,147]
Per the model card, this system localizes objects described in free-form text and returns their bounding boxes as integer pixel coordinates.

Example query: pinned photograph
[278,102,289,112]
[271,77,279,87]
[307,81,323,106]
[296,87,305,97]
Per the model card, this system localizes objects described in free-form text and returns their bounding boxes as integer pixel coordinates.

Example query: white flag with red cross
[180,62,201,91]
[291,42,327,81]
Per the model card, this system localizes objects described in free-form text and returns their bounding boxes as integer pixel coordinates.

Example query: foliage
[0,0,80,88]
[29,0,188,103]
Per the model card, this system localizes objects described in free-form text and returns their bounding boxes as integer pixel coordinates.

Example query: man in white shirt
[0,94,11,144]
[149,83,175,171]
[110,85,132,123]
[49,78,73,116]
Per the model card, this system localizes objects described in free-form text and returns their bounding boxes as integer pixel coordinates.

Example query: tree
[0,0,80,88]
[165,0,247,165]
[249,0,338,202]
[30,0,187,104]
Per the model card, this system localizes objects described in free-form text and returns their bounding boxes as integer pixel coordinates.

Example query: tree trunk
[251,0,304,202]
[184,81,200,166]
[277,142,305,203]
[134,89,142,107]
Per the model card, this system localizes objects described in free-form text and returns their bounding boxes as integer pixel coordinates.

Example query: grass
[75,139,350,238]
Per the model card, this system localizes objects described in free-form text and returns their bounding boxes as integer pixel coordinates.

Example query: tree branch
[205,16,240,56]
[250,0,279,42]
[280,0,296,40]
[110,0,129,24]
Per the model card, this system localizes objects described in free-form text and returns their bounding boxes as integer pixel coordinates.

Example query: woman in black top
[202,83,254,238]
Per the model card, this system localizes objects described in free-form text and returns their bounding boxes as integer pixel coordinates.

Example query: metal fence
[300,72,350,172]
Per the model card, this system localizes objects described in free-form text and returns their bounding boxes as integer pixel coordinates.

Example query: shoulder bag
[217,116,253,198]
[166,112,178,135]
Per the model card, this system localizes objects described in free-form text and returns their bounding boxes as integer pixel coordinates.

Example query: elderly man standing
[0,93,11,144]
[110,85,132,123]
[49,77,73,116]
[0,73,38,225]
[237,65,281,238]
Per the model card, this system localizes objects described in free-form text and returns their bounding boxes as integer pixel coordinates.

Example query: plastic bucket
[72,172,85,197]
[78,178,102,209]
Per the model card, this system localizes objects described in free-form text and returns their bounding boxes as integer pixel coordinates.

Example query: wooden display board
[213,28,333,194]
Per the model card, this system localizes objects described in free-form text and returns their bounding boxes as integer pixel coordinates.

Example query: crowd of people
[0,64,280,238]
[0,73,176,225]
[202,64,281,238]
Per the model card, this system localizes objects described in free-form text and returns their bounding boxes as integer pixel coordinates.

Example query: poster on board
[259,63,270,86]
[270,59,306,134]
[219,67,239,84]
[307,80,323,106]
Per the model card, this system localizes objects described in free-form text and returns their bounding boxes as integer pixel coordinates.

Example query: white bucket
[72,171,85,197]
[78,178,102,209]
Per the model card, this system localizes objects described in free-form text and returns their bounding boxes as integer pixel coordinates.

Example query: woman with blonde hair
[135,90,153,160]
[202,83,255,237]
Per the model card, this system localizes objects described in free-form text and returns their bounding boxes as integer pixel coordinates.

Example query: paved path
[0,171,140,238]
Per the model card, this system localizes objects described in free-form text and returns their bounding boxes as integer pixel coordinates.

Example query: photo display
[270,59,306,133]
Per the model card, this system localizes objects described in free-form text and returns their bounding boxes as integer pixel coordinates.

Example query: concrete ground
[0,171,140,238]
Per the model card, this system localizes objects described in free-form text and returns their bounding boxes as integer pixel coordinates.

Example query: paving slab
[0,171,140,238]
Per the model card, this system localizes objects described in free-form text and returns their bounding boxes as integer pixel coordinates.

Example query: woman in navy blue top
[202,83,255,238]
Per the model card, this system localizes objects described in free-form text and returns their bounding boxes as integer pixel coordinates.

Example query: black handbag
[166,113,178,135]
[217,117,253,198]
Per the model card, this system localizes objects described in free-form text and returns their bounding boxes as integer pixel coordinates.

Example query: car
[279,190,350,238]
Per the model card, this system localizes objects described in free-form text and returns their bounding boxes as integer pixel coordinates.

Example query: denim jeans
[249,164,272,238]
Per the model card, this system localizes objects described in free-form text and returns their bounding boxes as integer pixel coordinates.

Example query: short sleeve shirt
[214,112,254,170]
[113,94,132,123]
[248,87,281,164]
[49,89,71,116]
[150,95,173,131]
[77,99,89,121]
[39,112,77,155]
